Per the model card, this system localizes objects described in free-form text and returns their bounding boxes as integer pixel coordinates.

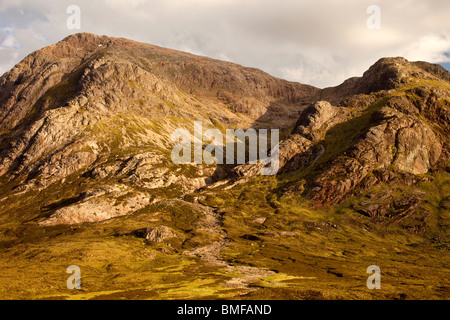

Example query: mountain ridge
[1,32,448,228]
[0,33,449,300]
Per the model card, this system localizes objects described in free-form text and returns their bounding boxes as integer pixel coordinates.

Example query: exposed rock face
[352,190,428,234]
[283,58,449,207]
[0,33,320,225]
[304,103,445,205]
[39,185,150,226]
[128,226,178,242]
[292,101,347,141]
[0,33,449,227]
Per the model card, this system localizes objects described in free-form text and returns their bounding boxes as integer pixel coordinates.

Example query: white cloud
[0,47,18,75]
[0,34,18,48]
[104,0,146,9]
[0,0,22,12]
[400,34,450,63]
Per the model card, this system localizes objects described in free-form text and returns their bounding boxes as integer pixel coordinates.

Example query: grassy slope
[0,167,448,299]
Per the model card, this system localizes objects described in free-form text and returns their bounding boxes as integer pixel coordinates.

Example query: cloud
[400,34,450,63]
[105,0,146,8]
[0,34,18,48]
[0,0,449,87]
[0,0,23,13]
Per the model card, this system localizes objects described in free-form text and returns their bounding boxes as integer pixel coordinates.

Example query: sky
[0,0,449,88]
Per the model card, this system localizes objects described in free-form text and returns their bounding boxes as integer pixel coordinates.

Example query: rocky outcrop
[281,58,449,207]
[39,185,150,226]
[128,226,178,242]
[229,101,345,178]
[353,189,428,234]
[317,57,449,104]
[307,104,443,206]
[291,101,348,141]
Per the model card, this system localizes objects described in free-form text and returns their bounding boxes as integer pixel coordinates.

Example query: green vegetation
[1,166,447,299]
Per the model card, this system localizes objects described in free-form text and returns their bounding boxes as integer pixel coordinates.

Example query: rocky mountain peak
[0,33,320,202]
[317,56,450,105]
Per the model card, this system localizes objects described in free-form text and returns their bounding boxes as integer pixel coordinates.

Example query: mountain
[0,33,448,300]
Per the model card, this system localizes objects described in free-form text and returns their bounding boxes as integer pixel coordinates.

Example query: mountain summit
[0,32,317,192]
[0,33,449,299]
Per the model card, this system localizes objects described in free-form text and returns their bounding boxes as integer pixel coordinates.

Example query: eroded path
[182,202,276,289]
